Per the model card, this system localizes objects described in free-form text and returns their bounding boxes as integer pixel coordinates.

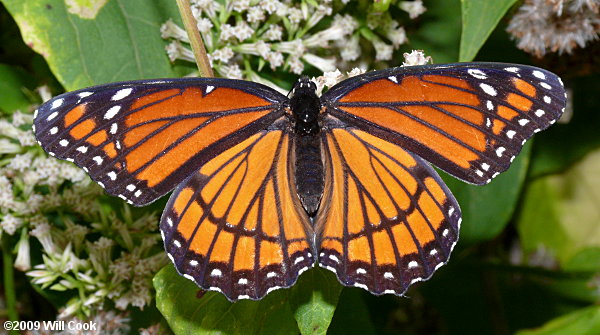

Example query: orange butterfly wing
[323,63,566,184]
[316,120,460,295]
[33,79,286,205]
[160,119,314,300]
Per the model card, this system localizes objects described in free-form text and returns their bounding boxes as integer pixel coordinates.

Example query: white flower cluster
[1,99,166,318]
[161,0,423,91]
[27,209,167,317]
[507,0,600,57]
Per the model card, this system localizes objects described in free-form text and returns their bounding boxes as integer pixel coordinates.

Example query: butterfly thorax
[290,77,324,217]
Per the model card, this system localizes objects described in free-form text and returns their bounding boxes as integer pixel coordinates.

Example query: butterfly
[33,62,566,301]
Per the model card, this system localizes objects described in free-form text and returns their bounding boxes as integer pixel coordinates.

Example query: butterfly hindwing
[316,119,461,295]
[322,63,566,185]
[160,119,315,301]
[33,78,287,206]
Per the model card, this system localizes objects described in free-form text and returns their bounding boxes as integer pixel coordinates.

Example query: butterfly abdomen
[294,134,324,216]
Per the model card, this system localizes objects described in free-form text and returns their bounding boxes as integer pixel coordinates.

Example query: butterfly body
[33,63,566,301]
[289,76,325,216]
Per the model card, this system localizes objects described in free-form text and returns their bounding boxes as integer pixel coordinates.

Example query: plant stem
[175,0,214,78]
[2,236,19,335]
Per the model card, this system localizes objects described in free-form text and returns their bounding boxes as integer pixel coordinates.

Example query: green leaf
[444,141,531,244]
[289,267,343,335]
[518,148,600,263]
[1,0,186,90]
[516,306,600,335]
[459,0,518,61]
[0,64,34,113]
[154,265,342,335]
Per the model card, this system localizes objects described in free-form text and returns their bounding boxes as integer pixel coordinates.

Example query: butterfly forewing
[33,78,287,206]
[322,63,566,185]
[160,119,315,301]
[316,121,461,295]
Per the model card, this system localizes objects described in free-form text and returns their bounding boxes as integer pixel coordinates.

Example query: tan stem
[175,0,214,77]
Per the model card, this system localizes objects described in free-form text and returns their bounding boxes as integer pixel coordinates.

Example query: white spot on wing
[480,83,497,96]
[468,69,487,79]
[173,240,181,248]
[267,272,277,278]
[486,100,494,110]
[190,260,198,266]
[532,70,546,80]
[76,146,88,153]
[47,111,59,121]
[356,268,367,275]
[59,139,69,147]
[384,272,394,279]
[294,256,305,265]
[49,127,58,135]
[134,190,142,197]
[206,85,215,93]
[430,249,438,256]
[540,82,551,89]
[51,98,64,109]
[104,106,121,119]
[107,171,117,180]
[535,109,545,117]
[211,269,222,277]
[126,184,136,191]
[506,130,517,139]
[481,162,490,171]
[112,88,133,101]
[93,156,103,165]
[519,119,530,126]
[78,91,93,98]
[504,67,519,73]
[329,254,340,263]
[110,123,118,134]
[543,96,552,104]
[238,278,248,285]
[496,147,506,157]
[388,76,398,83]
[408,261,418,269]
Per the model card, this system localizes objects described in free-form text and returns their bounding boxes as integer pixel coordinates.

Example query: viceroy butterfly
[33,63,566,301]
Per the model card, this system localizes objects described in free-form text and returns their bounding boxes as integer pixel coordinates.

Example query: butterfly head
[289,76,321,135]
[291,76,317,97]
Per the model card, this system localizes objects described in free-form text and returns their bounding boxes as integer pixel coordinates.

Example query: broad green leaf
[0,64,33,113]
[1,0,185,90]
[289,268,343,335]
[563,248,600,272]
[444,141,531,244]
[518,148,600,263]
[516,306,600,335]
[459,0,518,61]
[154,265,342,335]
